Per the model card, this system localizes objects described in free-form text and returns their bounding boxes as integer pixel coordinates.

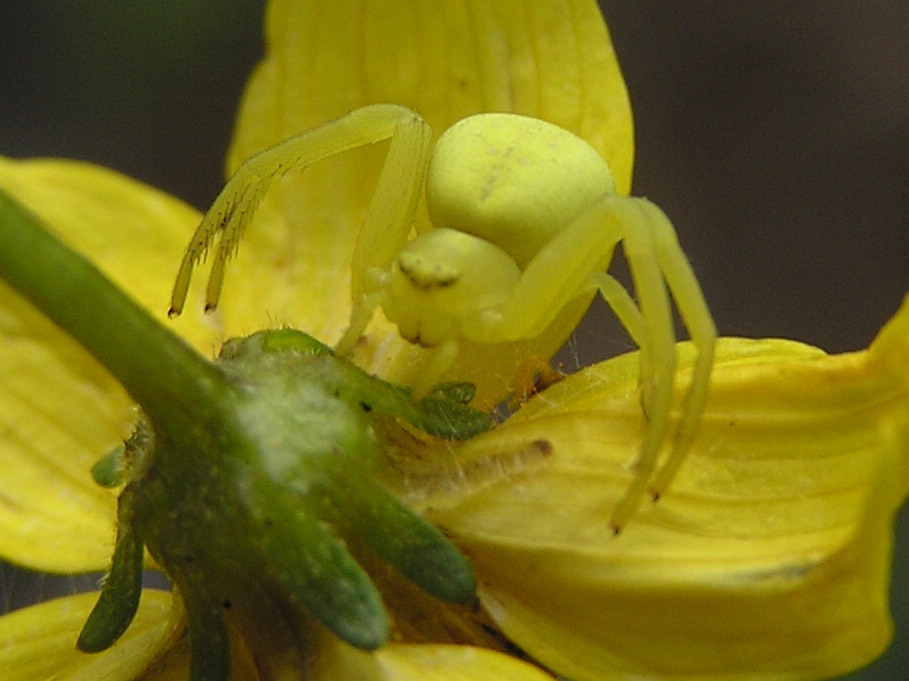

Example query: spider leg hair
[168,104,427,317]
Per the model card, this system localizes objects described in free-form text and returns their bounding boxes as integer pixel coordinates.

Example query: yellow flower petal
[214,0,632,406]
[315,639,557,681]
[0,158,217,571]
[422,296,909,680]
[376,644,556,681]
[0,590,176,681]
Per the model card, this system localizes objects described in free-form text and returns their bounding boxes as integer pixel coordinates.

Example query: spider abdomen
[425,112,616,268]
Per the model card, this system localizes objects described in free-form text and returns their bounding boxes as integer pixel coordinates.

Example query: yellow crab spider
[170,104,717,530]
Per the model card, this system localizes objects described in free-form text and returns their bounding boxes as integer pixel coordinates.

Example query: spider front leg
[338,111,433,353]
[168,104,431,319]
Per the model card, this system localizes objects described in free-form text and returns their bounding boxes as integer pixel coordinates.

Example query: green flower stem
[0,188,230,424]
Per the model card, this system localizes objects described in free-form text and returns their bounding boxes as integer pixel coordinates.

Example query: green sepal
[222,325,332,358]
[344,480,476,604]
[257,492,389,650]
[77,487,144,653]
[177,579,231,681]
[91,444,126,488]
[215,329,479,626]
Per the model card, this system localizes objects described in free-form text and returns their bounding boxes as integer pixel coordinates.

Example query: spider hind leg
[606,197,716,532]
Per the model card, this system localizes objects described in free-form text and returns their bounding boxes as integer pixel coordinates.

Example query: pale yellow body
[170,104,717,529]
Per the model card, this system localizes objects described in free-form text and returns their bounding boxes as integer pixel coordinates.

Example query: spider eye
[397,251,461,290]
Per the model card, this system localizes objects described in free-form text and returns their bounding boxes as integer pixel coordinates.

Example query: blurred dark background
[0,2,906,679]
